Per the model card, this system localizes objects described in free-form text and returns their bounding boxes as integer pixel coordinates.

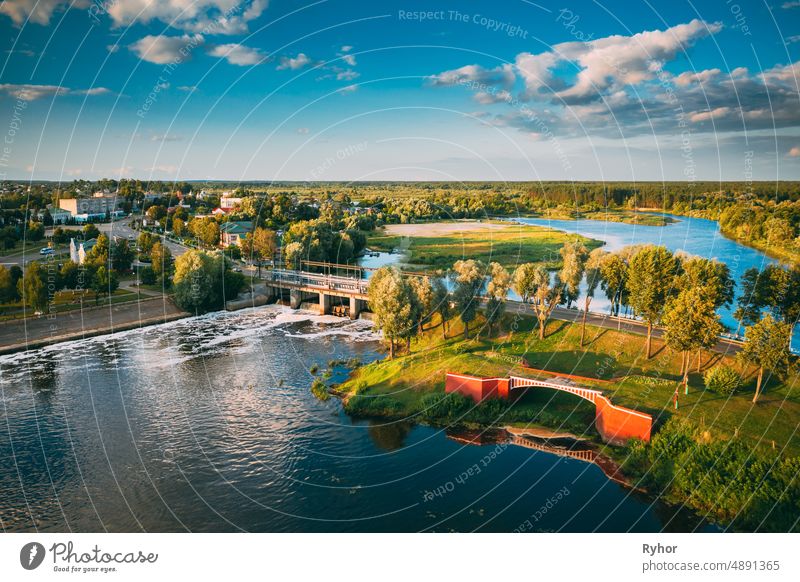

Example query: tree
[173,250,225,314]
[558,240,588,308]
[86,234,110,267]
[91,266,118,304]
[150,242,174,282]
[451,259,486,339]
[678,256,734,310]
[734,267,765,333]
[514,263,561,340]
[738,315,793,403]
[82,223,100,240]
[626,246,680,358]
[367,267,415,358]
[599,252,628,316]
[409,276,435,334]
[677,256,734,369]
[283,242,304,269]
[172,217,186,237]
[18,262,48,312]
[138,231,157,254]
[111,239,135,272]
[662,288,722,387]
[485,262,510,336]
[0,264,18,303]
[245,227,277,276]
[27,221,45,242]
[59,261,81,290]
[581,248,605,346]
[430,276,451,339]
[761,265,800,341]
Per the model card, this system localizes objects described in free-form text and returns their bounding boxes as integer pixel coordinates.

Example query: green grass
[531,208,678,226]
[339,312,800,457]
[367,223,602,271]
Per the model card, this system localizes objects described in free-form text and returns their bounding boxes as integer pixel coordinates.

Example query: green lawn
[339,312,800,457]
[367,223,602,271]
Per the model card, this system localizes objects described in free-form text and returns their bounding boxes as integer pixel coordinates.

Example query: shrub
[311,379,329,401]
[309,364,319,374]
[345,394,402,416]
[420,392,471,421]
[703,365,740,395]
[138,266,156,285]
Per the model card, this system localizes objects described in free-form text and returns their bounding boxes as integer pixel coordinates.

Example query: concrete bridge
[445,372,653,445]
[261,268,369,318]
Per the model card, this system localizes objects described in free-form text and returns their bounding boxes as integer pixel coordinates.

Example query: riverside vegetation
[327,241,800,531]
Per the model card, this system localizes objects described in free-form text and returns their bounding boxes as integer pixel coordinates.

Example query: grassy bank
[336,311,800,530]
[338,312,800,457]
[367,222,602,271]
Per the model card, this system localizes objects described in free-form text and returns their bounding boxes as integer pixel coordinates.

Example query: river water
[0,306,715,532]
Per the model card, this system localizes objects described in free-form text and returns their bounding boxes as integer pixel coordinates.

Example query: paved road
[0,216,191,266]
[506,301,744,356]
[0,296,188,354]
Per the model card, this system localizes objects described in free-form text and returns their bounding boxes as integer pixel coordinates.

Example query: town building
[219,195,243,211]
[220,221,252,247]
[37,206,72,224]
[69,238,97,265]
[59,193,123,222]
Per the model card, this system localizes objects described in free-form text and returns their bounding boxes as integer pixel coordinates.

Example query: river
[0,306,716,532]
[506,213,798,346]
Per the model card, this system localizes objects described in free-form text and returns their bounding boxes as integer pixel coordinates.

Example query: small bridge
[445,372,652,445]
[262,265,370,318]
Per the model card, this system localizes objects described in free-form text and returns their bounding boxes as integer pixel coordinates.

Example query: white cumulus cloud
[209,43,266,66]
[129,34,204,65]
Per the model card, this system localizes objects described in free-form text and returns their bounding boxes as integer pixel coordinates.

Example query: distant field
[368,221,602,270]
[532,208,678,226]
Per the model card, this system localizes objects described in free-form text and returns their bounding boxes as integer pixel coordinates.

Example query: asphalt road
[0,216,190,266]
[506,301,744,356]
[0,296,188,353]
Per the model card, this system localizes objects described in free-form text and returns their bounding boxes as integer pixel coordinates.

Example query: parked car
[39,247,54,255]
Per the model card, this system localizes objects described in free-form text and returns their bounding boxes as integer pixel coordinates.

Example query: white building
[69,238,97,265]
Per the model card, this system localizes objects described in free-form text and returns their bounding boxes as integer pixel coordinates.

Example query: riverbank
[367,221,602,270]
[332,311,800,531]
[0,296,189,354]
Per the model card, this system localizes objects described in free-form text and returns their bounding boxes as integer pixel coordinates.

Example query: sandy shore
[381,221,513,237]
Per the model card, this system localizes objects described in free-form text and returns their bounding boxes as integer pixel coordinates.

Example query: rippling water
[0,306,715,532]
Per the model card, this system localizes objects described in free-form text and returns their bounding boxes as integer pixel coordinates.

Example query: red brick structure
[445,373,651,445]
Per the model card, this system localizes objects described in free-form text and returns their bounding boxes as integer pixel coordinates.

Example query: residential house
[220,221,252,248]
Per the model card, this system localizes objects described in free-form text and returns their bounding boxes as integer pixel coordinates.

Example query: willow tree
[409,275,435,334]
[559,240,588,309]
[626,245,681,359]
[513,262,561,340]
[580,248,606,346]
[451,259,486,339]
[662,288,722,388]
[738,315,793,403]
[677,256,733,369]
[430,276,451,339]
[367,266,415,358]
[598,252,627,317]
[485,262,511,337]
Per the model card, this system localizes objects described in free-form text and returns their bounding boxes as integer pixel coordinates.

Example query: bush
[138,266,156,285]
[704,365,740,395]
[345,394,402,416]
[311,379,329,401]
[420,392,471,421]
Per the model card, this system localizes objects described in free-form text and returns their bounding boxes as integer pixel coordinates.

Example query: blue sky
[1,0,799,182]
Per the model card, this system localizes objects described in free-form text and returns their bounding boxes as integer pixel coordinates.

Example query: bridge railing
[264,269,370,294]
